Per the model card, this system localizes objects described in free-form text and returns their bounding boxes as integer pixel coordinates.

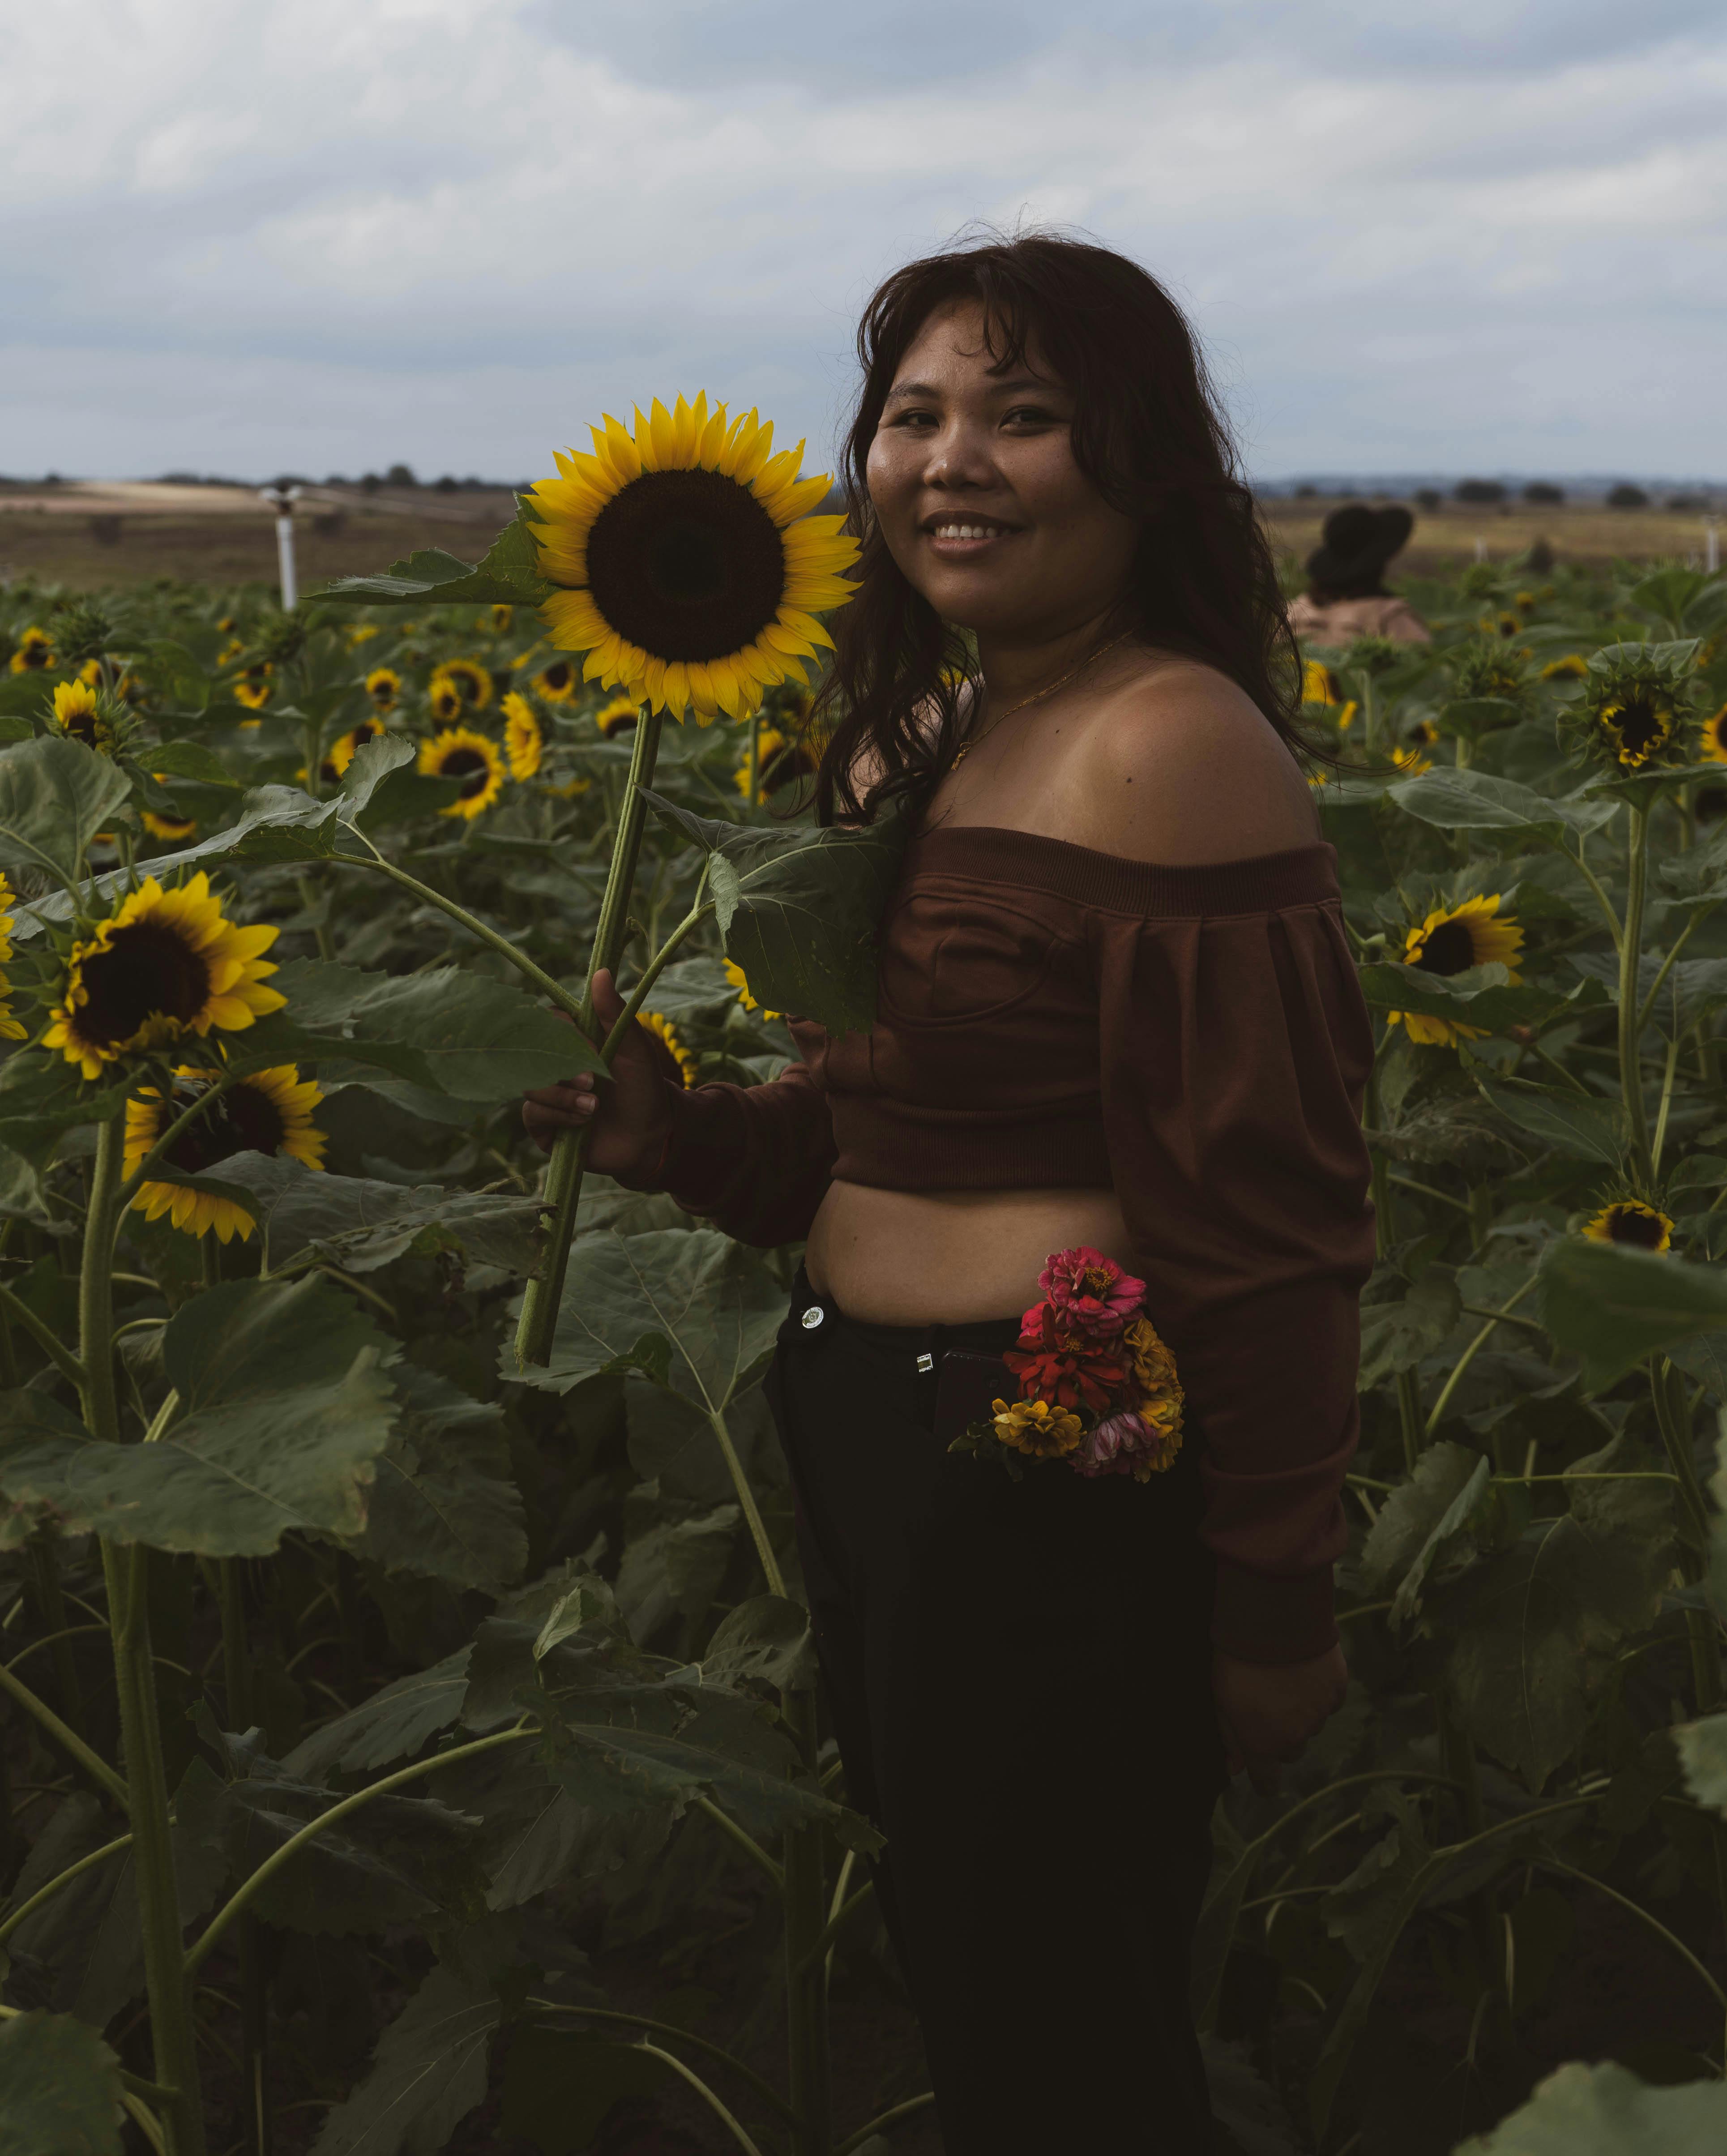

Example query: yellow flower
[49,679,114,754]
[1598,693,1675,770]
[427,678,465,725]
[1391,743,1432,776]
[216,615,237,635]
[346,623,380,648]
[733,723,818,802]
[364,666,402,711]
[528,391,859,723]
[141,808,197,843]
[125,1064,326,1243]
[431,658,492,712]
[533,657,578,702]
[1388,894,1523,1048]
[547,774,593,800]
[78,659,141,703]
[490,603,513,633]
[595,694,639,738]
[1699,704,1727,766]
[418,726,505,818]
[216,638,246,667]
[44,873,285,1080]
[1306,767,1328,790]
[233,662,273,711]
[1582,1200,1672,1253]
[0,874,27,1041]
[8,627,56,674]
[1514,590,1535,611]
[1336,701,1358,732]
[724,957,778,1021]
[501,691,543,779]
[1302,660,1339,705]
[640,1010,699,1087]
[321,718,386,781]
[990,1396,1085,1459]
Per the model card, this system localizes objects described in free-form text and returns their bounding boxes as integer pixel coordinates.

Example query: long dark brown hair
[811,231,1318,824]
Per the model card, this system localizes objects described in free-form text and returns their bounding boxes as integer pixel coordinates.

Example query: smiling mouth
[923,516,1020,542]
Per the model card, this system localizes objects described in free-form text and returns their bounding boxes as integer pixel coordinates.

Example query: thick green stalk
[1619,801,1653,1184]
[516,705,665,1369]
[708,1405,786,1599]
[781,1689,831,2156]
[83,1121,205,2154]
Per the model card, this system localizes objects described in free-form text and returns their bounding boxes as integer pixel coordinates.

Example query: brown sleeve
[1097,898,1377,1663]
[639,1060,838,1248]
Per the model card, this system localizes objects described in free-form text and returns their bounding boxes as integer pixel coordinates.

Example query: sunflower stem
[332,840,586,1018]
[515,705,665,1370]
[83,1120,207,2154]
[0,1277,86,1389]
[1618,802,1654,1185]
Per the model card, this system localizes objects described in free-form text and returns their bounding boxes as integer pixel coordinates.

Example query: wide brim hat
[1305,504,1415,591]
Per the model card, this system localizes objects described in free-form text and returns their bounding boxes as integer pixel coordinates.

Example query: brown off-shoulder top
[645,822,1377,1665]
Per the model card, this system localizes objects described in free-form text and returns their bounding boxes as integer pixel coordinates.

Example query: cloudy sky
[6,0,1724,484]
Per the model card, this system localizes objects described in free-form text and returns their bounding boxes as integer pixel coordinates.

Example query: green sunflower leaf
[0,735,131,890]
[1453,2057,1727,2153]
[145,738,239,787]
[343,1365,528,1594]
[304,1964,503,2156]
[1536,1236,1727,1393]
[316,510,554,610]
[282,1648,473,1783]
[1676,1711,1727,1818]
[641,790,910,1033]
[0,1277,399,1555]
[502,1225,785,1409]
[1478,1078,1623,1167]
[1355,961,1577,1032]
[0,2011,124,2156]
[1388,766,1617,846]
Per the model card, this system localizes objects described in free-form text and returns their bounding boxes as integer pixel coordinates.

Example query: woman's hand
[1213,1644,1348,1788]
[520,968,674,1185]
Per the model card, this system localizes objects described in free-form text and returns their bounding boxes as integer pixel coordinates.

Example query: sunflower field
[0,458,1726,2156]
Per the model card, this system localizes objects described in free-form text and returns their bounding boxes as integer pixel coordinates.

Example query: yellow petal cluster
[990,1395,1085,1459]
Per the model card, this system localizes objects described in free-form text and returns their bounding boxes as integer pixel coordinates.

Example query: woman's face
[864,299,1140,642]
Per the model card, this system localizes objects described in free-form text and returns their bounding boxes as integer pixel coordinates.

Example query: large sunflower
[44,873,285,1080]
[533,657,578,702]
[49,679,115,754]
[9,627,56,674]
[419,726,505,819]
[500,692,542,779]
[1582,1199,1672,1253]
[364,666,402,711]
[724,956,778,1022]
[1388,894,1524,1048]
[125,1064,326,1243]
[431,658,492,712]
[0,875,28,1041]
[528,393,858,723]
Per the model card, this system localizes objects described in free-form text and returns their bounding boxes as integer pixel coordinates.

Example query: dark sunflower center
[23,643,49,669]
[1611,697,1664,754]
[369,680,394,704]
[586,468,787,663]
[1413,919,1476,975]
[761,742,814,794]
[164,1081,286,1173]
[79,922,210,1047]
[440,747,490,798]
[63,708,100,748]
[1609,1206,1665,1249]
[542,662,571,691]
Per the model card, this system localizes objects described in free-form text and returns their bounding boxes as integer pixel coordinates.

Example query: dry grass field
[0,480,1718,595]
[1261,492,1721,580]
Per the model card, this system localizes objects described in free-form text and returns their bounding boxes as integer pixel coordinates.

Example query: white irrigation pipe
[259,483,301,609]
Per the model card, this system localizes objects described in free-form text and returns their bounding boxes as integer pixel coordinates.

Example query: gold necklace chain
[950,631,1131,769]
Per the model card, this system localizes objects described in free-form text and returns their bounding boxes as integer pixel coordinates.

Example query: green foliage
[1455,2060,1727,2153]
[0,2011,124,2156]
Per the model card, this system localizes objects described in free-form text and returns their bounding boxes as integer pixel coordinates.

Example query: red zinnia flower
[1005,1304,1129,1416]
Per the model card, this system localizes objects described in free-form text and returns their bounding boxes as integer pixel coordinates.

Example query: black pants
[764,1268,1226,2155]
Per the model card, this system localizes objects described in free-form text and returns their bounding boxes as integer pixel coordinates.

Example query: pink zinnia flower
[1035,1246,1145,1340]
[1074,1410,1180,1482]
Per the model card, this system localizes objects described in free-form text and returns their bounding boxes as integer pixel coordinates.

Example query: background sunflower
[49,679,114,753]
[533,658,578,701]
[431,658,492,712]
[419,725,505,819]
[1388,892,1523,1046]
[126,1064,326,1242]
[364,666,402,710]
[500,692,542,779]
[527,391,858,723]
[594,694,638,738]
[9,627,56,674]
[1582,1198,1672,1251]
[44,872,284,1078]
[640,1009,698,1086]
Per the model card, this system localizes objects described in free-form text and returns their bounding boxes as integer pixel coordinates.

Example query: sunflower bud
[1559,641,1700,775]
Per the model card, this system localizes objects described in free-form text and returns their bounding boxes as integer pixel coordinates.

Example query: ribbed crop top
[648,822,1378,1663]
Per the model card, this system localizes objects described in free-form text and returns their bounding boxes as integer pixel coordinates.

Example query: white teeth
[932,522,1001,540]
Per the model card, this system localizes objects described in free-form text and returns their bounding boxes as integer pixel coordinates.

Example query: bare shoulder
[1066,656,1319,865]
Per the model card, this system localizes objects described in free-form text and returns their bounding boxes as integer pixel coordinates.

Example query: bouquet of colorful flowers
[949,1246,1184,1482]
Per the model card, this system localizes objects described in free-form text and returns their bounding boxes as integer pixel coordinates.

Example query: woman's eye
[889,409,936,429]
[1004,405,1060,428]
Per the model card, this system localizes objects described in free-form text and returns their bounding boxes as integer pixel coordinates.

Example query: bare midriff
[803,1178,1134,1325]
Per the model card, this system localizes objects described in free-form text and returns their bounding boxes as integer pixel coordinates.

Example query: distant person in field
[1287,501,1430,645]
[527,232,1371,2156]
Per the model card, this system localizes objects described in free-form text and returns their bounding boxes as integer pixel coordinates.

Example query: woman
[1287,500,1431,646]
[525,234,1375,2153]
